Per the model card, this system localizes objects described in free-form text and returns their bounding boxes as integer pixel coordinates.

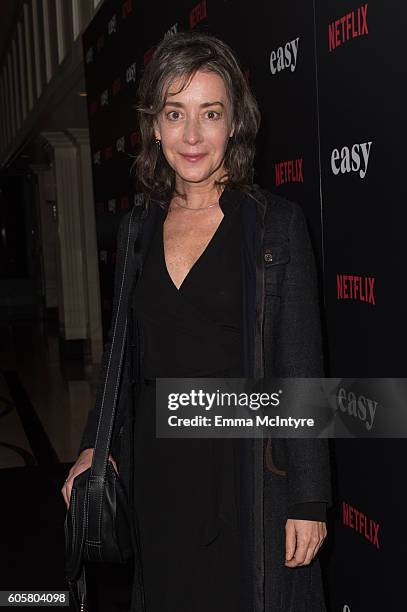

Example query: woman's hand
[61,448,118,509]
[284,519,327,567]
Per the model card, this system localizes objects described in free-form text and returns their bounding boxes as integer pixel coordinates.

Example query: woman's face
[153,69,235,190]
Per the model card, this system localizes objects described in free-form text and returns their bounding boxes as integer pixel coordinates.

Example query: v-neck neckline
[161,211,226,292]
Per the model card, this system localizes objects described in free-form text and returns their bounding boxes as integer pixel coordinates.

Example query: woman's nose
[183,118,202,145]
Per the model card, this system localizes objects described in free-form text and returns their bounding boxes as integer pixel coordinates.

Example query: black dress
[130,190,243,612]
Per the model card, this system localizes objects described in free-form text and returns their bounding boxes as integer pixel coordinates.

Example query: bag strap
[92,201,143,474]
[86,196,144,543]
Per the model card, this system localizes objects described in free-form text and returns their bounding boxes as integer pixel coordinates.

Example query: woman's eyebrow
[164,100,225,108]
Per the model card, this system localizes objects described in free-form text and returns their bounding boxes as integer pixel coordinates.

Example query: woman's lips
[180,153,207,163]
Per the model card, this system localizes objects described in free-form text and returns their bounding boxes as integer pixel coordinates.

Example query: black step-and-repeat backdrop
[82,1,407,609]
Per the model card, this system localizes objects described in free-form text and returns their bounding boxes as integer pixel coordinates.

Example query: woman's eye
[206,110,221,120]
[167,111,181,120]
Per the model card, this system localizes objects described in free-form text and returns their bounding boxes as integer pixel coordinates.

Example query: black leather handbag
[64,201,144,611]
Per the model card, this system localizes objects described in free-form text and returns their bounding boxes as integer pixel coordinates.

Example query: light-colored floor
[0,320,99,468]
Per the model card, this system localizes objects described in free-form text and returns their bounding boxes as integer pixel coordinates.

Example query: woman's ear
[153,119,161,141]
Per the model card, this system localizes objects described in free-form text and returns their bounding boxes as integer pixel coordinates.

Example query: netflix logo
[342,500,380,549]
[190,0,207,29]
[121,0,133,19]
[328,3,368,52]
[275,158,303,187]
[337,274,375,305]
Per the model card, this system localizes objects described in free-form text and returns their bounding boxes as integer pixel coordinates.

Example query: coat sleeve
[77,210,132,458]
[278,201,332,509]
[288,502,327,522]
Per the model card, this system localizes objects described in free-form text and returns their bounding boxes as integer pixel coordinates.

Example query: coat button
[264,250,273,262]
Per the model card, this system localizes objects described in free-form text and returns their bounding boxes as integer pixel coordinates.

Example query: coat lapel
[241,188,266,612]
[236,188,267,612]
[240,197,256,377]
[240,188,267,378]
[137,198,163,273]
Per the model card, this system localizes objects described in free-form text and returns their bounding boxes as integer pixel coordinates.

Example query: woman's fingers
[61,450,94,508]
[61,478,72,508]
[61,467,76,507]
[61,452,118,508]
[108,455,119,474]
[285,519,327,567]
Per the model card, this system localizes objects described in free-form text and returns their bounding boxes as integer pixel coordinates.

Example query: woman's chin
[175,170,213,184]
[174,164,224,185]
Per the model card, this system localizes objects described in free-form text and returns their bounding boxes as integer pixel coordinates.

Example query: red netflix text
[275,159,303,187]
[337,274,375,305]
[190,0,207,29]
[342,500,380,549]
[329,4,368,52]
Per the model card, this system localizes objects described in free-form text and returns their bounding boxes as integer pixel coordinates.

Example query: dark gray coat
[79,185,332,611]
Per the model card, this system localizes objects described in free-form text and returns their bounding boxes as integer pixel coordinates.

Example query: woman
[62,31,332,612]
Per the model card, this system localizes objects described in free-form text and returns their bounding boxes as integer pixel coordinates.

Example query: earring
[155,138,161,149]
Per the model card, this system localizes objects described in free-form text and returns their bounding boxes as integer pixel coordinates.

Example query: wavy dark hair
[131,30,261,208]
